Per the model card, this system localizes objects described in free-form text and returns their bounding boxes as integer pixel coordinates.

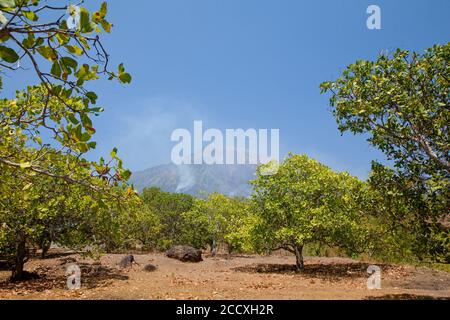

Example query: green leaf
[110,147,118,158]
[117,63,132,83]
[100,2,108,16]
[0,11,7,25]
[35,37,44,47]
[88,141,97,149]
[77,142,89,153]
[0,31,9,43]
[23,11,38,21]
[60,56,78,70]
[22,183,33,191]
[121,169,132,181]
[56,33,70,45]
[0,46,19,63]
[22,33,35,48]
[93,2,108,22]
[89,107,104,113]
[86,91,98,104]
[0,0,16,9]
[101,20,112,33]
[79,7,94,33]
[73,124,83,141]
[119,72,132,84]
[51,61,62,78]
[19,162,32,169]
[65,45,83,55]
[37,46,57,61]
[67,113,79,125]
[80,113,93,128]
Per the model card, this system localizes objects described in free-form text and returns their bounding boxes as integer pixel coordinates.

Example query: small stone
[143,264,157,272]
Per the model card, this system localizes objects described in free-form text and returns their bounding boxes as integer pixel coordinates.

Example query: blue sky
[5,0,450,178]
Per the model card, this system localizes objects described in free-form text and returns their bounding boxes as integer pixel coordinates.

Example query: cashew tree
[0,1,136,281]
[251,154,371,270]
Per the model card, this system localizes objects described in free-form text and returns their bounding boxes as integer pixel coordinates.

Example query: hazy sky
[5,0,450,177]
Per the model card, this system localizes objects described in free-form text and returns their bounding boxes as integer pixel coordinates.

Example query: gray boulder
[118,255,136,269]
[166,246,203,263]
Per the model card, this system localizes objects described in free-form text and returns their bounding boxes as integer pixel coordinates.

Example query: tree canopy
[0,0,132,189]
[320,43,449,263]
[0,0,136,281]
[320,43,449,186]
[251,154,372,270]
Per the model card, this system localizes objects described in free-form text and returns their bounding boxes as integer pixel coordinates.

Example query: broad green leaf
[65,45,83,55]
[0,11,7,24]
[79,7,94,33]
[110,147,118,158]
[0,46,19,63]
[37,46,57,61]
[86,91,98,104]
[0,0,15,8]
[23,11,38,21]
[60,56,78,70]
[119,72,132,84]
[51,61,62,78]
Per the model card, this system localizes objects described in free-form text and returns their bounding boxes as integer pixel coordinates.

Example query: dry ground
[1,250,449,300]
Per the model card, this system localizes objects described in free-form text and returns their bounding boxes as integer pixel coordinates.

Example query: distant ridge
[130,163,257,198]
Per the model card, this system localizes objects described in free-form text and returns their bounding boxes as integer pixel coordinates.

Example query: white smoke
[176,165,196,192]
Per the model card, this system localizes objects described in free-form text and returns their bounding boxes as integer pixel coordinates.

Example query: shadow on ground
[41,251,78,260]
[206,254,256,260]
[0,260,13,271]
[233,262,395,281]
[0,262,128,292]
[366,294,449,300]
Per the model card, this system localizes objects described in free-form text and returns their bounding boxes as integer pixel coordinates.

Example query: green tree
[368,163,449,263]
[141,188,194,249]
[320,44,449,180]
[251,154,371,270]
[0,1,135,280]
[0,0,132,185]
[120,203,161,251]
[320,43,449,261]
[0,152,134,280]
[222,197,255,254]
[180,193,253,255]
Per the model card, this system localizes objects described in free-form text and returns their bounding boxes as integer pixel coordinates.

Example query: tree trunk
[211,239,217,257]
[11,237,27,282]
[41,241,51,259]
[294,245,304,271]
[40,232,52,259]
[227,243,234,255]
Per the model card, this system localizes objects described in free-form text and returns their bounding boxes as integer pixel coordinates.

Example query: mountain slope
[130,164,257,197]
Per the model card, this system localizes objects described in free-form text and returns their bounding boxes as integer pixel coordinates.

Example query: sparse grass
[421,262,450,273]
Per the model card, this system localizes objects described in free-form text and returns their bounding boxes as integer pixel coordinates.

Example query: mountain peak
[130,163,257,198]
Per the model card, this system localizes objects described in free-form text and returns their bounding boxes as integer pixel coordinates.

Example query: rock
[118,255,136,269]
[143,264,157,272]
[166,246,203,263]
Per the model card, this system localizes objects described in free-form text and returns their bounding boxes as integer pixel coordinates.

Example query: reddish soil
[1,251,449,300]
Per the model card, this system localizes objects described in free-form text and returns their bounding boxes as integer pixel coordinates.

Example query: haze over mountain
[130,163,257,198]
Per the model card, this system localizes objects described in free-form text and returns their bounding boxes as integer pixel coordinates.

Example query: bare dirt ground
[1,250,449,300]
